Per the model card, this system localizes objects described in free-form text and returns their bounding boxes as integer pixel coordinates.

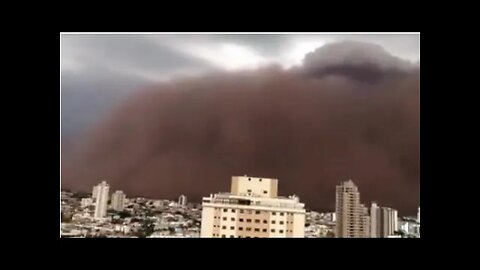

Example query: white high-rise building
[360,204,370,237]
[178,194,187,206]
[381,207,398,237]
[94,181,109,219]
[370,203,398,237]
[111,190,126,211]
[201,176,306,238]
[417,206,420,223]
[92,185,99,199]
[370,202,380,237]
[335,180,369,238]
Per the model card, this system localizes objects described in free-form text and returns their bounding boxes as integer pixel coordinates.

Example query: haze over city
[61,33,420,215]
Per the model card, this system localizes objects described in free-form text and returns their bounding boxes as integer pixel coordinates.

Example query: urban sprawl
[61,176,420,238]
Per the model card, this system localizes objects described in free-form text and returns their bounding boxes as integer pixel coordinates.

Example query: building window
[230,235,234,238]
[262,229,267,232]
[280,221,284,225]
[246,219,252,223]
[246,228,252,231]
[240,210,244,214]
[259,179,262,182]
[239,218,244,222]
[222,235,226,238]
[230,226,235,230]
[279,230,284,233]
[248,178,251,181]
[247,189,252,193]
[263,220,267,224]
[223,209,228,212]
[223,217,227,221]
[280,213,284,216]
[272,220,276,224]
[255,219,260,223]
[271,229,275,233]
[254,228,260,232]
[222,226,226,229]
[263,190,267,194]
[255,211,261,214]
[231,209,236,213]
[239,227,243,231]
[231,218,235,221]
[272,212,276,215]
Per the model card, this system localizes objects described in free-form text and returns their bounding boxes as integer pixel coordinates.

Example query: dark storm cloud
[61,34,220,144]
[300,40,414,83]
[61,40,420,215]
[61,67,147,140]
[291,34,420,62]
[61,34,419,142]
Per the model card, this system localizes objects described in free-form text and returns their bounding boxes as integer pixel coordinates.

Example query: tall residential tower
[111,190,126,211]
[335,180,369,238]
[370,202,398,237]
[94,181,109,219]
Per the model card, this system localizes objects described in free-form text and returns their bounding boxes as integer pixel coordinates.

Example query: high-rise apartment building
[360,204,370,237]
[92,185,99,199]
[381,207,398,237]
[94,181,109,219]
[200,176,306,238]
[417,206,420,223]
[370,202,380,237]
[111,190,126,211]
[370,203,398,237]
[178,194,187,206]
[335,180,369,238]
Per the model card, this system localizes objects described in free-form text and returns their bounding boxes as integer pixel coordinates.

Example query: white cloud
[170,42,274,71]
[281,41,326,68]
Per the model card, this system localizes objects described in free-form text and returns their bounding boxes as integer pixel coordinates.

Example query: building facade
[111,190,126,211]
[94,181,109,219]
[178,194,188,206]
[92,185,99,199]
[201,176,306,238]
[370,203,398,237]
[381,207,398,237]
[335,180,369,238]
[417,206,420,223]
[370,202,380,237]
[81,198,93,207]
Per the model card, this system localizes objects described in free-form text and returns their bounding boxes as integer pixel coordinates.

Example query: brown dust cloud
[62,41,420,214]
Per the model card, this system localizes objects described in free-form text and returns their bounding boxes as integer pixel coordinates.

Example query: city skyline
[61,33,420,216]
[61,177,419,238]
[63,178,414,218]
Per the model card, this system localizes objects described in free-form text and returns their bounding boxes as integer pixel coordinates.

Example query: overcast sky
[60,33,420,142]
